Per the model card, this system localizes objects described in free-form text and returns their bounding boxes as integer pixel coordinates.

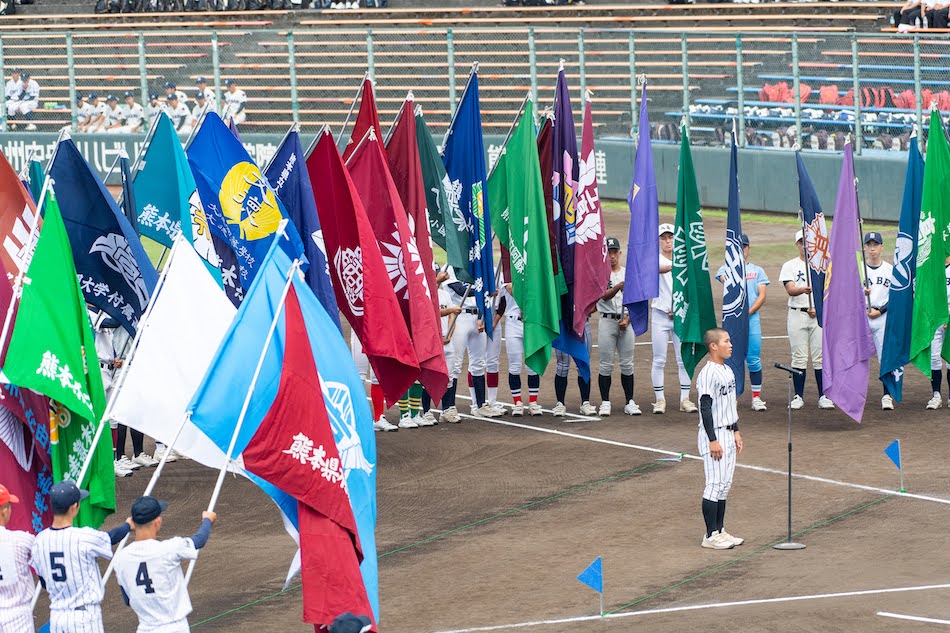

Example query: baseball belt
[600,312,622,320]
[462,307,479,315]
[721,423,738,431]
[790,307,810,312]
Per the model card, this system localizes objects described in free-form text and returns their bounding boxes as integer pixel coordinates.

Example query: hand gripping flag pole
[773,363,806,551]
[184,254,302,587]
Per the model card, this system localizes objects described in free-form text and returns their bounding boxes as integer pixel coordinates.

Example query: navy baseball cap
[123,91,134,98]
[195,91,205,100]
[224,79,235,86]
[88,92,98,100]
[76,94,85,103]
[10,68,19,74]
[329,613,372,633]
[168,93,178,101]
[740,233,750,246]
[149,92,159,100]
[864,231,883,245]
[131,496,168,525]
[163,81,176,89]
[195,76,207,84]
[606,237,621,250]
[50,481,90,514]
[106,94,117,102]
[20,72,29,80]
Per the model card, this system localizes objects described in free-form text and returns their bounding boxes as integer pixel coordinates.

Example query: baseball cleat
[598,401,612,416]
[817,395,836,410]
[374,418,398,432]
[398,414,419,429]
[132,453,159,468]
[470,404,479,417]
[718,529,744,546]
[701,531,735,550]
[790,395,804,410]
[881,395,894,411]
[422,411,439,425]
[751,397,767,411]
[476,404,503,418]
[154,447,178,463]
[926,394,942,410]
[414,413,436,427]
[118,455,142,471]
[114,460,134,478]
[624,399,642,416]
[528,402,544,416]
[489,403,506,416]
[552,402,566,416]
[511,402,524,417]
[579,401,597,416]
[680,398,698,413]
[439,406,461,423]
[652,399,666,414]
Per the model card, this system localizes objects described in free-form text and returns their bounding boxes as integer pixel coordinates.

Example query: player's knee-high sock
[715,499,726,533]
[113,426,123,459]
[621,373,634,402]
[487,372,499,404]
[792,370,805,398]
[442,379,457,409]
[933,370,943,396]
[421,389,432,413]
[509,373,523,404]
[814,369,824,397]
[680,384,691,402]
[555,374,568,403]
[371,383,385,420]
[468,372,476,403]
[409,383,423,417]
[528,374,540,403]
[398,391,410,417]
[472,374,487,406]
[578,376,591,402]
[130,428,144,457]
[750,370,763,398]
[702,498,718,538]
[598,374,611,401]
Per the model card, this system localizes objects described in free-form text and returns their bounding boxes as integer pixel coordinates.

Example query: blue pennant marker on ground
[884,440,905,493]
[577,556,604,616]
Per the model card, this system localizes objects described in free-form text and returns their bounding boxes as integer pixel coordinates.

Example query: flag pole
[183,108,210,152]
[441,63,479,155]
[116,112,164,213]
[336,71,371,144]
[849,138,872,310]
[445,259,502,340]
[184,257,301,587]
[898,439,905,493]
[343,125,378,168]
[305,124,331,159]
[487,91,531,181]
[262,121,300,174]
[794,150,814,311]
[100,150,125,187]
[17,146,38,180]
[384,91,412,146]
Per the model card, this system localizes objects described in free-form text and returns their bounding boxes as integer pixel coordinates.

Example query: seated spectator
[6,71,39,131]
[72,94,91,132]
[4,68,21,104]
[928,0,949,27]
[120,92,145,133]
[145,92,163,126]
[220,79,247,125]
[195,76,217,111]
[84,93,108,132]
[190,91,213,128]
[893,0,921,26]
[163,93,192,135]
[163,81,189,105]
[103,95,126,133]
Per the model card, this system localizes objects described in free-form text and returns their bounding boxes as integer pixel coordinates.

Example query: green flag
[487,101,559,375]
[672,128,716,378]
[415,110,469,275]
[910,111,950,375]
[29,159,45,205]
[1,189,114,527]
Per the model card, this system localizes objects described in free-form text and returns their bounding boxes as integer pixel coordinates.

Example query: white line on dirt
[877,611,950,625]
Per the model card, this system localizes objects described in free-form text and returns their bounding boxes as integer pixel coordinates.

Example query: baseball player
[696,328,744,550]
[162,82,189,106]
[113,496,216,633]
[861,231,895,410]
[715,233,770,411]
[652,223,696,414]
[190,92,213,130]
[31,481,133,633]
[480,303,505,417]
[163,94,192,135]
[6,71,39,131]
[84,93,108,133]
[597,237,639,416]
[145,93,163,126]
[497,277,543,417]
[102,95,126,133]
[925,257,950,409]
[119,92,145,133]
[74,94,94,132]
[431,270,462,423]
[446,268,500,418]
[553,325,594,416]
[221,79,247,126]
[4,68,21,103]
[350,332,402,431]
[194,76,217,111]
[779,230,834,410]
[0,483,35,633]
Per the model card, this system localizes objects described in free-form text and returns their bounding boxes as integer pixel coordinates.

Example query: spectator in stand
[85,93,108,132]
[195,76,217,111]
[163,81,189,105]
[4,68,21,104]
[893,0,921,25]
[6,71,39,131]
[103,95,126,133]
[221,78,247,125]
[163,93,192,135]
[190,91,213,129]
[928,0,949,27]
[120,91,145,133]
[73,93,93,132]
[145,92,163,125]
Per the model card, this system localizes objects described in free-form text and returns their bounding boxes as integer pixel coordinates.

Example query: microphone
[774,363,804,377]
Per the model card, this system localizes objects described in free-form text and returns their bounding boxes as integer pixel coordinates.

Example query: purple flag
[623,83,659,336]
[553,66,579,331]
[822,144,875,422]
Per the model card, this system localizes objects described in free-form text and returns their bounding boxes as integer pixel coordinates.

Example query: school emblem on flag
[334,246,365,316]
[220,162,283,241]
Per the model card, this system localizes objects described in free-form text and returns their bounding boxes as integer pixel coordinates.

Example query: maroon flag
[0,150,39,282]
[537,116,559,277]
[306,130,419,405]
[342,79,384,164]
[350,128,448,402]
[572,98,610,334]
[241,285,374,629]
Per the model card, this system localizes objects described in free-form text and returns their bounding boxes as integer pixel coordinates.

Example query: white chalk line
[877,611,950,625]
[424,584,950,633]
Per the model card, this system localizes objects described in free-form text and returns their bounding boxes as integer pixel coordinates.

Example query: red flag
[240,285,374,629]
[384,97,449,401]
[537,117,559,277]
[571,98,610,335]
[0,403,52,534]
[342,79,384,164]
[0,150,39,283]
[350,128,448,402]
[306,130,419,405]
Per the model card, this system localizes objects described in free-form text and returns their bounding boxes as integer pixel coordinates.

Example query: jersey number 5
[136,562,156,594]
[50,552,67,582]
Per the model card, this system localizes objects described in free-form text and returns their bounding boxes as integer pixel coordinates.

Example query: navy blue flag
[193,170,245,306]
[721,135,749,396]
[623,83,659,336]
[441,70,496,337]
[265,128,340,331]
[49,139,158,335]
[119,154,139,234]
[796,152,829,326]
[881,136,923,401]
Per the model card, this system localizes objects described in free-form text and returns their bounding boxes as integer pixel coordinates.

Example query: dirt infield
[32,206,950,632]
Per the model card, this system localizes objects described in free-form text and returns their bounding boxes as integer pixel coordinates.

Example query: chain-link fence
[1,27,946,153]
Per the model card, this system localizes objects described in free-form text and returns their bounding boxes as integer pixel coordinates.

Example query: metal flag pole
[898,439,905,493]
[487,90,531,181]
[850,137,872,310]
[184,258,301,587]
[336,71,371,145]
[305,124,332,159]
[16,146,38,180]
[100,150,125,187]
[794,150,814,311]
[384,91,412,146]
[441,62,479,156]
[773,363,806,551]
[262,121,299,174]
[343,125,379,168]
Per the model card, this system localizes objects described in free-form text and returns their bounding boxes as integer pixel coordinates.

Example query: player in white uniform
[119,92,145,133]
[696,328,744,551]
[221,79,247,126]
[102,95,126,133]
[6,71,39,131]
[652,223,695,414]
[4,68,21,103]
[0,483,35,633]
[861,232,895,410]
[74,94,94,132]
[349,332,401,431]
[497,276,542,417]
[421,269,461,424]
[194,77,217,111]
[779,230,834,410]
[597,237,639,416]
[85,94,108,133]
[446,268,500,418]
[145,93,163,128]
[31,481,133,633]
[189,92,213,130]
[163,94,192,136]
[162,82,189,107]
[926,260,950,409]
[113,496,216,633]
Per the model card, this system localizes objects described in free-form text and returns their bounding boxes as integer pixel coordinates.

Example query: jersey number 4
[136,562,156,594]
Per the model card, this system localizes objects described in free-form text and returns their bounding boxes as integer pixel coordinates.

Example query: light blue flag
[577,557,603,593]
[884,439,901,470]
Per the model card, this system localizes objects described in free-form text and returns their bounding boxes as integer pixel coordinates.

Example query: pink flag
[571,98,610,335]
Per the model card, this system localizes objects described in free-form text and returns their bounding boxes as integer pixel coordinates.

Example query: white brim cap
[795,229,804,242]
[658,223,674,236]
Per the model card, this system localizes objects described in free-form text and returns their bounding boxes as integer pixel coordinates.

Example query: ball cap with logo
[0,483,20,505]
[131,496,168,525]
[50,481,90,513]
[328,613,372,633]
[606,236,621,251]
[658,223,674,236]
[864,231,883,245]
[795,229,804,243]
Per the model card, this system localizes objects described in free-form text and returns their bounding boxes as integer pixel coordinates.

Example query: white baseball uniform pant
[450,312,486,379]
[598,315,634,376]
[349,331,378,385]
[869,314,886,360]
[931,324,946,371]
[504,316,538,377]
[486,321,503,374]
[787,308,822,369]
[651,308,689,393]
[6,100,37,117]
[555,321,591,377]
[698,426,736,501]
[0,608,33,633]
[50,606,104,633]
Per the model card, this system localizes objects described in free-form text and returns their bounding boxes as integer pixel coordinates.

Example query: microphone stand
[773,363,807,550]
